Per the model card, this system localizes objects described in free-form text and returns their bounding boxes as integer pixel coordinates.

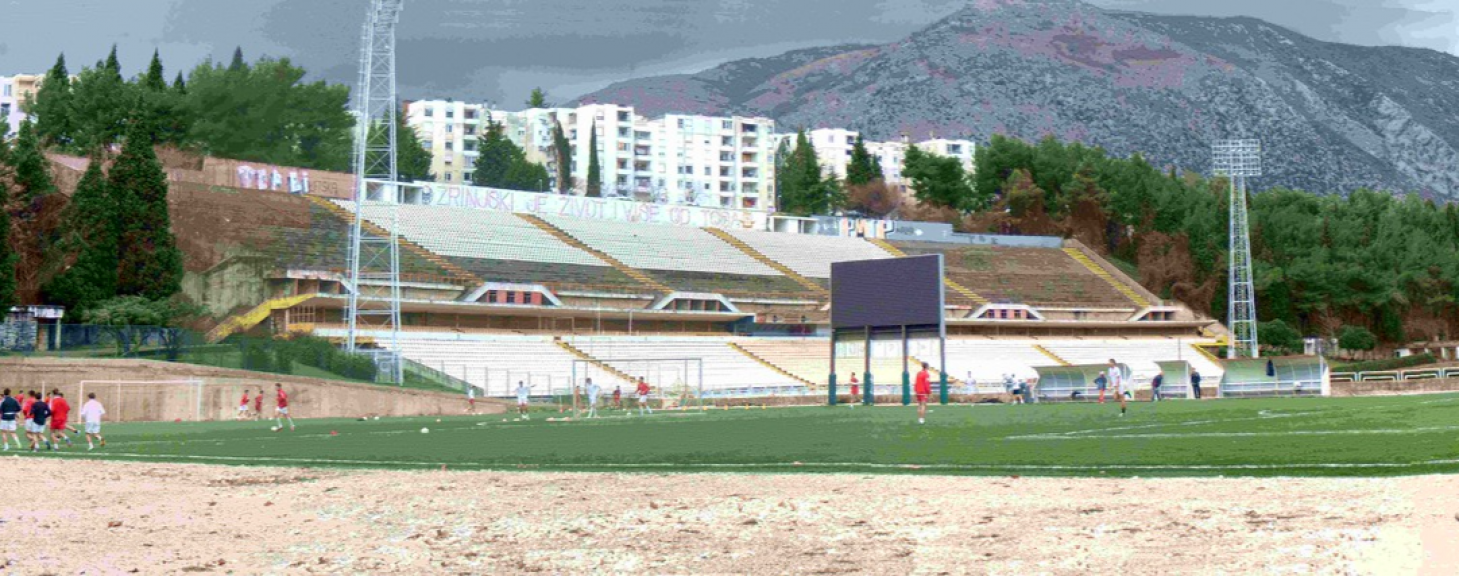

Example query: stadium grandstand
[38,152,1271,401]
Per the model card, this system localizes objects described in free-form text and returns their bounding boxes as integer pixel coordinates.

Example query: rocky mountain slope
[576,0,1459,198]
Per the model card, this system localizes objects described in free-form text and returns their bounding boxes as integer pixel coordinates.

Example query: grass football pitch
[30,394,1459,477]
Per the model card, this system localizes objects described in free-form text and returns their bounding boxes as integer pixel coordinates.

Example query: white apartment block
[802,128,975,188]
[407,100,777,209]
[0,74,43,139]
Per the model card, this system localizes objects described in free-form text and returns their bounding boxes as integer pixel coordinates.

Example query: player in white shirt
[515,382,532,420]
[79,393,106,450]
[1107,359,1129,417]
[584,378,601,418]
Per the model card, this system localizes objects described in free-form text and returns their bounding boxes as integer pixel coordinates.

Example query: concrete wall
[1329,378,1459,397]
[0,358,504,422]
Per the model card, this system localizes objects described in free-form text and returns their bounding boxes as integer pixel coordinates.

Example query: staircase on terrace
[311,196,481,288]
[1060,247,1151,307]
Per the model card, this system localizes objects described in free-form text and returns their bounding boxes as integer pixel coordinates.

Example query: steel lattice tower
[1212,139,1262,359]
[346,0,405,383]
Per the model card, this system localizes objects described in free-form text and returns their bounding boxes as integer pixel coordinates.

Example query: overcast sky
[2,0,1455,105]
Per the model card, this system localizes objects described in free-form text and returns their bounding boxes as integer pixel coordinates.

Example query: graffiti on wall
[422,184,768,230]
[236,165,311,195]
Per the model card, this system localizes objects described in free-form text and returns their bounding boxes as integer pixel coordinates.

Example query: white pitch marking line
[1008,425,1459,441]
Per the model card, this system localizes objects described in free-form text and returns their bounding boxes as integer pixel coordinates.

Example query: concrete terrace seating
[734,338,912,388]
[891,242,1133,307]
[391,335,621,396]
[940,340,1055,384]
[721,228,893,279]
[541,216,779,276]
[565,338,800,392]
[1041,339,1224,383]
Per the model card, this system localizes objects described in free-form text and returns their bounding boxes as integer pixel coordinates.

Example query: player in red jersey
[47,390,74,449]
[20,391,35,437]
[635,377,652,416]
[612,386,622,410]
[253,389,264,421]
[914,362,932,425]
[237,390,251,420]
[273,383,295,431]
[848,373,860,407]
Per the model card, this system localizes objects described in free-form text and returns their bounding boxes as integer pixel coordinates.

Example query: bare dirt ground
[0,459,1454,575]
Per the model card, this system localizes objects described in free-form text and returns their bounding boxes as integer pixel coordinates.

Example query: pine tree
[778,130,828,215]
[172,71,186,94]
[10,119,56,204]
[472,118,513,187]
[391,111,433,182]
[29,54,75,148]
[586,120,602,197]
[772,136,792,210]
[43,153,118,312]
[142,50,167,91]
[69,50,133,151]
[104,45,122,79]
[111,122,183,300]
[527,88,547,108]
[551,116,572,193]
[845,135,881,186]
[228,47,246,72]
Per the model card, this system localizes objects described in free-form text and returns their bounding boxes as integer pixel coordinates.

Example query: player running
[635,377,652,416]
[237,390,252,420]
[848,373,859,407]
[1108,359,1129,417]
[253,389,264,420]
[515,381,532,420]
[20,391,34,439]
[80,393,106,450]
[48,390,73,449]
[0,389,20,451]
[584,378,601,418]
[612,385,622,410]
[914,362,932,424]
[273,383,296,431]
[28,392,52,451]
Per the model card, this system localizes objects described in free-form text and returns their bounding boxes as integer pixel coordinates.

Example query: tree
[1259,319,1303,355]
[902,144,983,211]
[134,50,189,145]
[43,153,119,313]
[1338,325,1377,352]
[183,55,353,171]
[172,71,187,93]
[111,122,183,301]
[10,119,55,205]
[0,150,15,311]
[142,49,167,91]
[28,54,75,148]
[845,135,882,186]
[586,120,602,197]
[844,179,902,218]
[82,295,204,359]
[527,87,547,108]
[67,53,133,151]
[471,118,549,190]
[550,116,572,193]
[228,46,246,72]
[777,130,832,215]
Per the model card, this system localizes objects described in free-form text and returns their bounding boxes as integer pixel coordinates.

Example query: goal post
[77,379,205,422]
[570,358,704,412]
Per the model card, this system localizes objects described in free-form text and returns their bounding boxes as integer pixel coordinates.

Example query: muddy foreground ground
[0,459,1454,574]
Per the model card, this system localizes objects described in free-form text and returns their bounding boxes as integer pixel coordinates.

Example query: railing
[401,357,472,394]
[1330,367,1459,383]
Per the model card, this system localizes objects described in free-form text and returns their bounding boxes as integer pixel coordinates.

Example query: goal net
[78,380,205,422]
[570,358,704,412]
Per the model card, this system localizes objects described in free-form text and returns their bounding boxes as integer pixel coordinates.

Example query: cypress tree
[142,49,167,91]
[845,135,881,186]
[111,122,182,300]
[172,71,187,94]
[586,120,602,197]
[30,54,75,148]
[551,116,572,193]
[43,152,118,312]
[104,45,122,80]
[392,111,433,182]
[11,119,56,204]
[228,47,246,72]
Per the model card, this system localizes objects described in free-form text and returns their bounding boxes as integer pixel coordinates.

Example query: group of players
[0,388,107,451]
[237,383,297,431]
[512,376,655,420]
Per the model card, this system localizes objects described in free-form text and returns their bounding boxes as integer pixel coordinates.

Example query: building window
[677,119,687,129]
[721,136,733,146]
[446,124,453,133]
[721,120,732,130]
[617,111,630,122]
[948,144,962,154]
[424,106,433,117]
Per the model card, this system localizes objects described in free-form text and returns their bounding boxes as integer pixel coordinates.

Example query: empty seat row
[723,228,892,278]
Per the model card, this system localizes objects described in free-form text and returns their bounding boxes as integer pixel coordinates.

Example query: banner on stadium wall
[421,184,769,230]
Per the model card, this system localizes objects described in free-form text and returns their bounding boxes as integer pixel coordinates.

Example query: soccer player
[80,393,106,450]
[914,362,932,424]
[584,378,601,418]
[1150,373,1163,402]
[515,381,532,420]
[848,373,859,407]
[1108,359,1128,417]
[20,391,34,439]
[0,389,20,451]
[1095,371,1108,404]
[237,390,251,420]
[612,385,622,410]
[1191,370,1203,399]
[253,389,264,420]
[48,390,73,449]
[28,392,52,451]
[635,377,652,416]
[274,383,295,431]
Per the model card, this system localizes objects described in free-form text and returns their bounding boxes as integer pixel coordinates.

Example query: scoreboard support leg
[901,325,911,406]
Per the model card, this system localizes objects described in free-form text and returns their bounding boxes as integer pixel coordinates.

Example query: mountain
[575,0,1459,199]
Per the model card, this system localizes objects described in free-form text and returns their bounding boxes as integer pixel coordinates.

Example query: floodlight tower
[1212,139,1262,359]
[345,0,405,383]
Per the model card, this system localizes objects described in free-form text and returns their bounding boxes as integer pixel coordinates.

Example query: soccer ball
[270,426,280,432]
[420,427,430,434]
[373,416,380,421]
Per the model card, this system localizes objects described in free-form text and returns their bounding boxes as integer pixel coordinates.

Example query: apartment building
[403,100,491,185]
[0,74,43,138]
[802,128,975,188]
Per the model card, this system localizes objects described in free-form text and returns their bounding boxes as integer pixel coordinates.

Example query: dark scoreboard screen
[830,254,944,331]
